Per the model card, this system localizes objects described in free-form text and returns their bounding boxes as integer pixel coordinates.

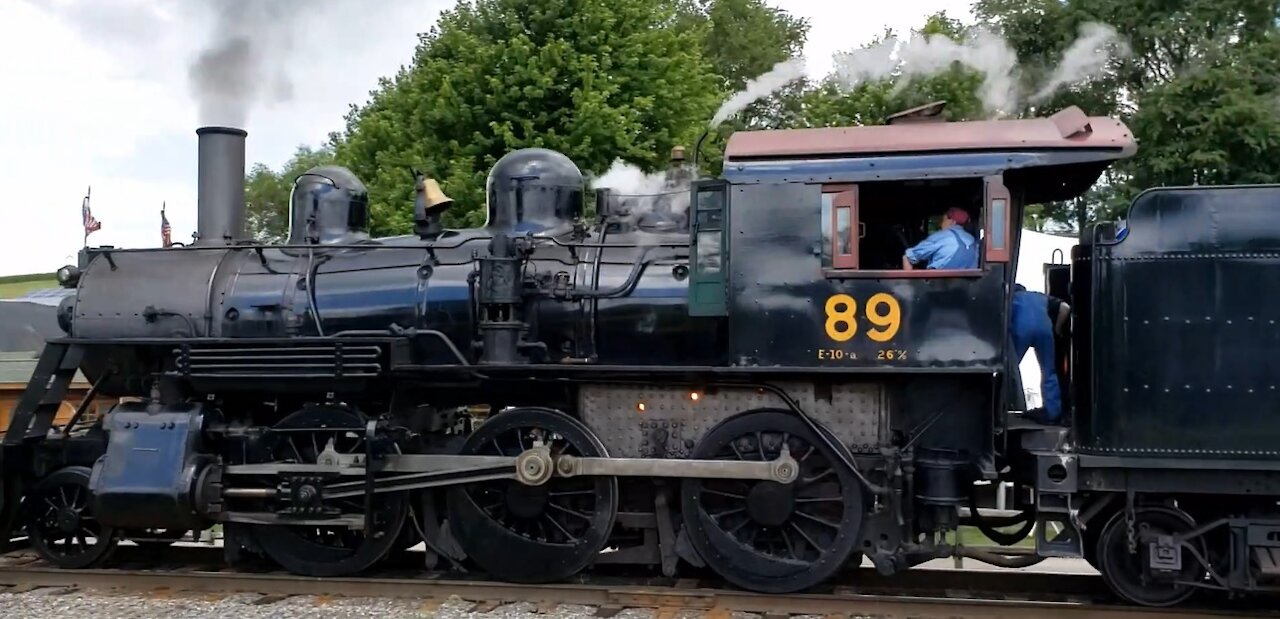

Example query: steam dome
[485,148,583,233]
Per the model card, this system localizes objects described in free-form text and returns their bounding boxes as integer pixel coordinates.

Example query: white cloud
[0,0,973,277]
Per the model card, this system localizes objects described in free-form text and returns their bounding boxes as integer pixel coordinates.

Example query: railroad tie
[470,599,503,614]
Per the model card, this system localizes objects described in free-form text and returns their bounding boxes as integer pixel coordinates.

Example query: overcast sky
[0,0,969,277]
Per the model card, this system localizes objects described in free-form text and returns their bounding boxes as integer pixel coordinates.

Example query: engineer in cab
[901,207,979,270]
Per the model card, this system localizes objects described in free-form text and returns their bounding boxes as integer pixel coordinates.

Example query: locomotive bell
[418,177,453,213]
[414,175,453,240]
[485,148,584,233]
[287,165,371,245]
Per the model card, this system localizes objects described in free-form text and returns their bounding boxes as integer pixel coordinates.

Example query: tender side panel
[1086,186,1280,458]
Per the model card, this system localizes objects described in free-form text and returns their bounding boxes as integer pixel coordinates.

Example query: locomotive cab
[677,106,1139,577]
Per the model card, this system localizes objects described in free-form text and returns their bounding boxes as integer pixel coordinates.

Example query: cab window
[820,176,1010,278]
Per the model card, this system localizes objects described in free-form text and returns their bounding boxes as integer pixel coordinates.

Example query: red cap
[946,207,970,225]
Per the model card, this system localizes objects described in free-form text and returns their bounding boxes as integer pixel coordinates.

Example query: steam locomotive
[4,101,1279,607]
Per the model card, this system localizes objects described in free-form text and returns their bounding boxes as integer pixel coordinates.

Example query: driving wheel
[446,407,618,583]
[249,405,408,577]
[681,409,864,593]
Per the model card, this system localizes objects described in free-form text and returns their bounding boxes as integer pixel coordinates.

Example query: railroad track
[0,545,1268,619]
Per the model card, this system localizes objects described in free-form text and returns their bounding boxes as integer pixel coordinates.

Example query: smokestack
[194,126,247,245]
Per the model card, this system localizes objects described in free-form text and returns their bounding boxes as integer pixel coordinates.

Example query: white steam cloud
[834,26,1020,114]
[592,161,674,197]
[589,160,694,239]
[1031,23,1130,103]
[708,21,1129,125]
[709,57,808,127]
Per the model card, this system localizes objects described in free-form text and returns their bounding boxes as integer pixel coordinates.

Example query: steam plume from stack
[1030,23,1130,103]
[187,0,302,127]
[833,26,1020,114]
[709,58,808,127]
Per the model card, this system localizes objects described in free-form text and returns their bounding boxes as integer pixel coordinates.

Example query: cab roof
[723,106,1136,162]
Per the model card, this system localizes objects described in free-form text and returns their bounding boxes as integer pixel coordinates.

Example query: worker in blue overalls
[1011,283,1063,424]
[902,207,979,270]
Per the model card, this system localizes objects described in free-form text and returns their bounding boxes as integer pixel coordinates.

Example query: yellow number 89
[823,293,901,343]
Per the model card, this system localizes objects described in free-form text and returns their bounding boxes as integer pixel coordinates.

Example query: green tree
[244,145,336,242]
[1125,32,1280,189]
[974,0,1280,228]
[687,0,808,91]
[332,0,723,233]
[677,0,812,176]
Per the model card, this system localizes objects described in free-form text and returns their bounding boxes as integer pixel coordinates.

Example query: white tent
[1012,228,1078,408]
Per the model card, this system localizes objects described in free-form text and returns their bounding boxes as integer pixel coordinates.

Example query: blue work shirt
[905,227,979,269]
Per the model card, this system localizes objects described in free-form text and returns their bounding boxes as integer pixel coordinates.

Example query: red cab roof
[724,106,1136,161]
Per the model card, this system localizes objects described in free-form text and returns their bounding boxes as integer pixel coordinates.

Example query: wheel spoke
[548,489,595,497]
[780,528,798,559]
[708,506,745,519]
[789,521,822,551]
[702,488,746,500]
[795,496,842,504]
[547,502,592,521]
[543,513,578,542]
[794,509,841,530]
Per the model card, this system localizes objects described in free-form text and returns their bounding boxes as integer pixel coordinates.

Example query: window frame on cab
[820,174,1011,279]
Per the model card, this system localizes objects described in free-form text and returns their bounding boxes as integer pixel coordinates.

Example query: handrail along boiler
[7,104,1256,605]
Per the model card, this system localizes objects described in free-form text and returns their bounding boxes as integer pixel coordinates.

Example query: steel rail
[0,558,1264,619]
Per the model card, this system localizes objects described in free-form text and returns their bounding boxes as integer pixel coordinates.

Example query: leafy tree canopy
[242,0,1280,237]
[976,0,1280,229]
[330,0,727,233]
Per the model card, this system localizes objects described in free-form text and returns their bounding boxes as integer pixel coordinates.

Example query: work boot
[1025,407,1063,426]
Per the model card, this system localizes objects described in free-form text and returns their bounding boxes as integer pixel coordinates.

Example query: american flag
[81,187,101,239]
[161,202,172,248]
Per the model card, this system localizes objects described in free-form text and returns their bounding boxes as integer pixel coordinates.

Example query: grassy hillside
[0,273,57,299]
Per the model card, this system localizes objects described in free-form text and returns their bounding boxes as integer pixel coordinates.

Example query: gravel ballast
[0,587,825,619]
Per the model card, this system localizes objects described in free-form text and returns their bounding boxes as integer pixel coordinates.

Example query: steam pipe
[955,545,1046,568]
[194,126,247,246]
[567,247,656,299]
[693,130,712,176]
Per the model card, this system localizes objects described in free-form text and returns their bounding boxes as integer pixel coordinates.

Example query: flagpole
[83,186,90,248]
